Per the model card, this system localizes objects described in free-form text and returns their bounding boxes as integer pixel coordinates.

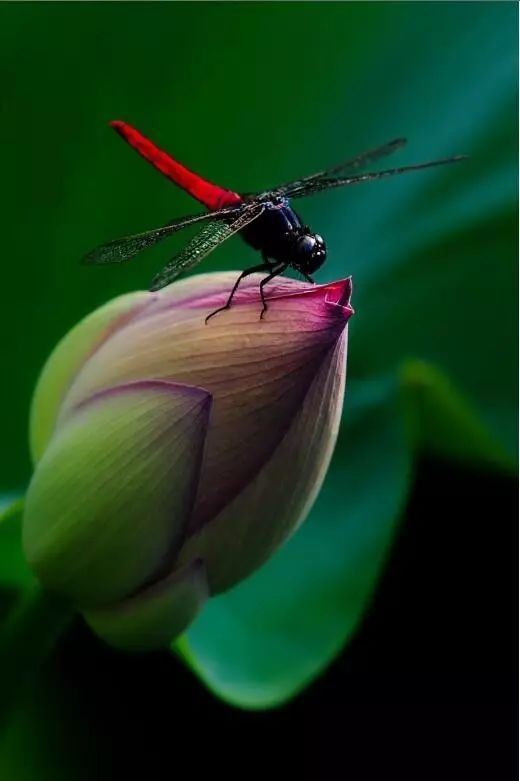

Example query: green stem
[0,583,73,727]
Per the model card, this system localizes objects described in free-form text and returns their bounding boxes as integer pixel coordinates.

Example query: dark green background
[0,0,517,763]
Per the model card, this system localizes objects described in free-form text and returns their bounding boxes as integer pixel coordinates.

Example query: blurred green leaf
[349,209,517,463]
[401,360,515,472]
[0,498,32,594]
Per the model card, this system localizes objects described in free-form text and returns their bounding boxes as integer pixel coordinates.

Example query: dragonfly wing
[312,138,407,179]
[261,138,406,199]
[82,205,242,265]
[286,155,468,200]
[149,203,265,291]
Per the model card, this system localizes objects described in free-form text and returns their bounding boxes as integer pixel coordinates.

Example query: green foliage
[0,0,516,754]
[0,498,30,593]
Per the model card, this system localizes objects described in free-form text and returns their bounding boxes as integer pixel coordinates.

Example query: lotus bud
[23,272,353,650]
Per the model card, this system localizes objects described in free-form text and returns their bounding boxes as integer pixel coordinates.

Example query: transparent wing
[149,203,265,291]
[309,138,407,179]
[285,155,468,200]
[261,138,406,198]
[82,205,243,265]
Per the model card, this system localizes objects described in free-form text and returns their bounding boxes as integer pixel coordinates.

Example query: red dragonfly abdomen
[110,120,242,211]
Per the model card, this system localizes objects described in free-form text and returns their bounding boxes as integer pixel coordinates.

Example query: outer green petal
[84,559,208,651]
[23,381,211,607]
[30,291,150,463]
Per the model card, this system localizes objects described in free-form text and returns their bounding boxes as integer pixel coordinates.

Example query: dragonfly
[84,121,466,322]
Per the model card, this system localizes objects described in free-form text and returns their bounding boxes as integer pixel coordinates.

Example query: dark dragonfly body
[206,196,327,322]
[84,122,466,321]
[240,197,326,274]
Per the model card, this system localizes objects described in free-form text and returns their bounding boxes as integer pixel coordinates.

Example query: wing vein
[149,203,265,291]
[82,205,243,265]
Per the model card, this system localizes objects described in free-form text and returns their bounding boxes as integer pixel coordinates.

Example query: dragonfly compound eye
[297,233,327,273]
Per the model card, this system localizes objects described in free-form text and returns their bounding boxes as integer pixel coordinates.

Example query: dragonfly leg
[301,272,315,285]
[205,263,270,324]
[259,264,287,320]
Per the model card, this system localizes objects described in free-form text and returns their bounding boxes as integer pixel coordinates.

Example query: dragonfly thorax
[241,201,326,272]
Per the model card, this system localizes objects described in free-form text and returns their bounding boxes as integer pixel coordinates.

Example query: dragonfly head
[293,230,327,274]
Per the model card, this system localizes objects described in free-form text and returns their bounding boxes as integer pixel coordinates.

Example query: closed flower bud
[23,272,353,650]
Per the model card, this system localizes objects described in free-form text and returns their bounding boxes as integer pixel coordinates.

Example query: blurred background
[0,3,517,779]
